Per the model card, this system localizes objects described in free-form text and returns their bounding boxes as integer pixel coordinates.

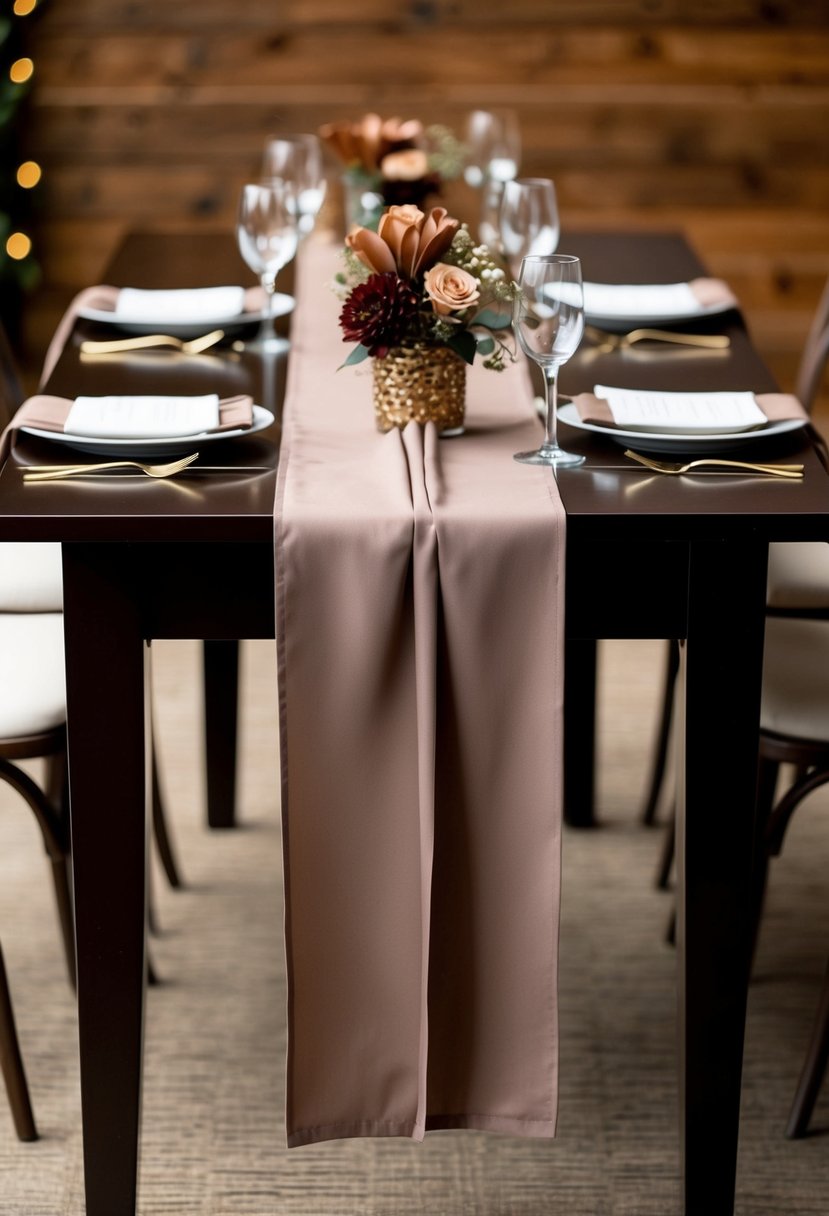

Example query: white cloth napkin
[114,286,246,323]
[65,394,221,438]
[583,279,736,320]
[592,386,768,433]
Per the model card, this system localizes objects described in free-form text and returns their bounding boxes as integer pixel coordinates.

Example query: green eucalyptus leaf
[338,343,370,370]
[475,335,496,355]
[473,307,512,330]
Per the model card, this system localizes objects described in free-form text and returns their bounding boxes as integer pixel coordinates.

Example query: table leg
[203,639,239,829]
[677,538,768,1216]
[564,637,597,827]
[63,544,148,1216]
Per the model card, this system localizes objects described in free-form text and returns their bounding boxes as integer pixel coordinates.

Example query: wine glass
[463,108,521,187]
[499,178,560,278]
[262,134,327,238]
[236,180,299,353]
[463,109,521,245]
[513,254,585,468]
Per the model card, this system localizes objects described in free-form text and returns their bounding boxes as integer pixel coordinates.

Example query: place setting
[5,391,274,482]
[14,135,339,483]
[559,383,809,465]
[506,226,808,474]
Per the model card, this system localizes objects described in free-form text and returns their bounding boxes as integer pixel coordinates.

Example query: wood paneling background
[20,0,829,403]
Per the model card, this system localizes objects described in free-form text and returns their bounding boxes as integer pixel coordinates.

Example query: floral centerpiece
[319,112,465,230]
[337,204,517,433]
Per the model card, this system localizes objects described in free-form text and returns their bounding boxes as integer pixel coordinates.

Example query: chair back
[796,276,829,412]
[0,322,24,429]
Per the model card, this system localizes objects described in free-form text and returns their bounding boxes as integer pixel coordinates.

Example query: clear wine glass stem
[258,272,277,344]
[542,362,560,452]
[480,177,505,245]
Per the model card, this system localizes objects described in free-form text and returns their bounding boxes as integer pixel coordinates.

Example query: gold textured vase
[372,341,466,435]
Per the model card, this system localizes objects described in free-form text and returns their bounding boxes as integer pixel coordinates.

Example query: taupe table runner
[275,239,566,1147]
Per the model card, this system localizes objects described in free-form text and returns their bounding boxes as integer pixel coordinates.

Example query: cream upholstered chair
[640,286,829,1138]
[0,325,73,1140]
[0,325,178,1140]
[751,616,829,1138]
[643,277,829,828]
[0,612,72,1141]
[652,616,829,1137]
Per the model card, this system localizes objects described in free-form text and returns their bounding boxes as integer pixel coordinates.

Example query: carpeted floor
[0,638,827,1214]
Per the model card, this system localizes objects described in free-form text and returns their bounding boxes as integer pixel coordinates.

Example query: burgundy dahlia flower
[339,271,420,358]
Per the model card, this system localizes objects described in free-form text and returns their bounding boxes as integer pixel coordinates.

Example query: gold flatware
[79,330,225,356]
[23,453,200,481]
[623,449,803,478]
[585,325,730,351]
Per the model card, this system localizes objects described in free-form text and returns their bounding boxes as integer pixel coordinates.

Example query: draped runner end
[274,238,568,1148]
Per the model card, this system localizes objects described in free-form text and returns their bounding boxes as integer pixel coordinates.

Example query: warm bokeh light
[10,58,34,84]
[16,160,42,188]
[6,232,33,260]
[13,0,38,15]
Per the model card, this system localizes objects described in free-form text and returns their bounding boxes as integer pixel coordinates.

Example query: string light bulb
[6,233,33,260]
[5,1,39,283]
[9,58,34,84]
[16,161,42,188]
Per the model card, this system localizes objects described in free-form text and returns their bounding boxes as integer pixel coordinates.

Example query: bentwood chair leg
[147,957,159,986]
[642,639,680,826]
[50,856,77,991]
[151,742,182,890]
[0,944,38,1141]
[656,816,676,891]
[787,960,829,1138]
[147,861,158,937]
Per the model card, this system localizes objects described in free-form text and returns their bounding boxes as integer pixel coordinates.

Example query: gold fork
[623,449,803,479]
[585,325,730,352]
[79,330,225,356]
[23,453,200,481]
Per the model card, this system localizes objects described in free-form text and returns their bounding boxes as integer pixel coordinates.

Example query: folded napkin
[40,284,266,387]
[8,393,253,441]
[114,286,248,323]
[582,278,738,319]
[574,387,808,434]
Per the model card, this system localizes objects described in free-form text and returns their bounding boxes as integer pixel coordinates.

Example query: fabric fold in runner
[275,239,566,1148]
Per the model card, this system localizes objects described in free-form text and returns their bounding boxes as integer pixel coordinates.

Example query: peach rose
[380,149,430,182]
[424,264,481,316]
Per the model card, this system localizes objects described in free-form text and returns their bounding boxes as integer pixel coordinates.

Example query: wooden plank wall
[21,0,829,405]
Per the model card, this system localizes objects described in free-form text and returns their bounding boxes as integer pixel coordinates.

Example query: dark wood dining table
[2,229,828,1216]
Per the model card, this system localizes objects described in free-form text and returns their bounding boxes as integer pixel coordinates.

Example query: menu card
[114,286,246,323]
[593,385,768,433]
[65,394,221,437]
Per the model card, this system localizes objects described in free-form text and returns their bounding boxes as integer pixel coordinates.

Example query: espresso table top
[1,229,827,545]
